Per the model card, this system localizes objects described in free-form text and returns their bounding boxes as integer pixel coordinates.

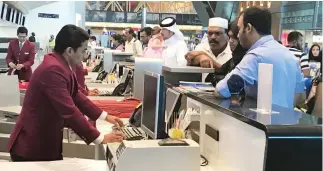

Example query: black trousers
[10,153,63,162]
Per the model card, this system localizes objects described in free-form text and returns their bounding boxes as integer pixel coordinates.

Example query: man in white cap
[160,17,188,66]
[185,17,232,69]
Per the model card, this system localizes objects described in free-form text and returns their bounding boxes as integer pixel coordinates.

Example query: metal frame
[140,71,164,139]
[86,1,196,14]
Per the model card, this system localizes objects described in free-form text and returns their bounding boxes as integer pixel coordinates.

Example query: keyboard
[91,80,102,83]
[98,90,111,96]
[114,126,144,141]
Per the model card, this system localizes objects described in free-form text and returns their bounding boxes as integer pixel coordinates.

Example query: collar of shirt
[248,35,274,52]
[164,35,178,45]
[196,42,232,65]
[287,46,303,52]
[204,42,231,58]
[126,37,136,44]
[19,40,26,46]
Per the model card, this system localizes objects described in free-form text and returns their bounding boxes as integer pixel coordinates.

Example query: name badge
[24,52,29,55]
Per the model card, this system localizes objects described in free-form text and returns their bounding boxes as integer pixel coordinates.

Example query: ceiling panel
[4,1,54,14]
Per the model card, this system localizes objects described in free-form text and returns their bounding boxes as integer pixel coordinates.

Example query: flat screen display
[142,74,158,133]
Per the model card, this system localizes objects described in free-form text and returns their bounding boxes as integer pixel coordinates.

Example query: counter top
[162,66,215,73]
[178,89,322,136]
[1,158,108,171]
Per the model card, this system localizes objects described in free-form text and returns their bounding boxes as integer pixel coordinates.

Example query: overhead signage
[38,13,59,19]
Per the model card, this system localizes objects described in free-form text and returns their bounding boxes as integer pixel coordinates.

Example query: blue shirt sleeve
[216,53,259,97]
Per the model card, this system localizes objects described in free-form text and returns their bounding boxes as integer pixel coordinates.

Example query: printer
[106,139,199,171]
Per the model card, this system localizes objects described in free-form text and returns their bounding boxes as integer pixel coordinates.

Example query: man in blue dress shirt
[215,7,304,109]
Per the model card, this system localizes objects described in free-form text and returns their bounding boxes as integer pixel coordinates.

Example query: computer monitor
[165,88,181,131]
[141,71,166,139]
[133,57,164,101]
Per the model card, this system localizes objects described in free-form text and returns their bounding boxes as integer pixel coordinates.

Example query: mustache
[209,39,218,44]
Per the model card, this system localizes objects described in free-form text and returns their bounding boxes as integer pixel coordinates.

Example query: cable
[200,155,208,166]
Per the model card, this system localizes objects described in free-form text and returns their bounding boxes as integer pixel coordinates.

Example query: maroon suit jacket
[73,64,89,96]
[6,39,35,81]
[73,64,97,127]
[7,53,103,161]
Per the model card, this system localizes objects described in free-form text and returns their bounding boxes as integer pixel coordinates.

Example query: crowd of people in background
[23,6,322,114]
[4,5,322,162]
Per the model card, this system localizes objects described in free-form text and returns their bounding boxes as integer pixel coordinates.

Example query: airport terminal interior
[0,1,322,171]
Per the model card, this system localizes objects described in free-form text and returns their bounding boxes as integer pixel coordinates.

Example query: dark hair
[240,7,271,35]
[308,44,321,61]
[90,36,96,41]
[126,27,134,34]
[54,24,90,54]
[140,27,152,36]
[228,20,248,67]
[228,19,239,39]
[17,27,28,35]
[111,34,124,44]
[287,31,303,43]
[31,32,35,36]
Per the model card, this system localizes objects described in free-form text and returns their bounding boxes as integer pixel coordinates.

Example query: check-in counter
[103,50,134,72]
[162,66,214,85]
[0,158,108,171]
[176,89,322,171]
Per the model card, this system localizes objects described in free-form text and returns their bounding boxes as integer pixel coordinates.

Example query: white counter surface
[1,158,108,171]
[0,106,21,115]
[162,66,215,73]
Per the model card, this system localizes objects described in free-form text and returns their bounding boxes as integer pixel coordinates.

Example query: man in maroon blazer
[73,63,99,96]
[7,24,124,162]
[73,62,98,127]
[6,27,36,81]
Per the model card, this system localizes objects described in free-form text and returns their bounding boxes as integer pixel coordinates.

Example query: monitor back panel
[133,58,164,101]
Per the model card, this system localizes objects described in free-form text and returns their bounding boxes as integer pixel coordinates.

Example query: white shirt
[92,111,108,144]
[163,35,188,66]
[195,42,232,65]
[125,37,143,56]
[19,40,26,49]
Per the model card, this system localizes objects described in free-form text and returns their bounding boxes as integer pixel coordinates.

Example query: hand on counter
[88,89,99,96]
[105,115,124,127]
[200,56,214,68]
[16,64,24,70]
[102,131,125,143]
[9,62,16,69]
[185,51,206,60]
